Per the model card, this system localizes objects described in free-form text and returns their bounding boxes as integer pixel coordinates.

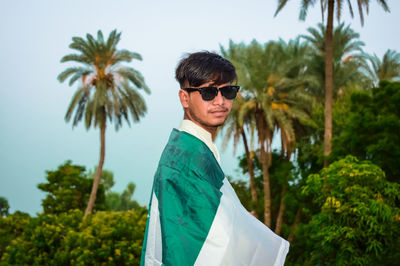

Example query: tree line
[1,0,399,262]
[221,21,400,223]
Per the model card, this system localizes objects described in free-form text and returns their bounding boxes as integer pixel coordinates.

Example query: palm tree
[364,49,400,86]
[222,40,276,226]
[265,39,316,234]
[222,39,315,227]
[275,0,390,166]
[58,30,150,218]
[302,23,369,100]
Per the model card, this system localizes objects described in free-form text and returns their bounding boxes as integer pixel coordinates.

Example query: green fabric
[151,129,225,265]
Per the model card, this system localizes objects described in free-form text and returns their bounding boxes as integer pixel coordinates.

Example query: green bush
[1,209,147,265]
[38,161,106,214]
[298,156,400,265]
[0,211,30,260]
[331,81,400,183]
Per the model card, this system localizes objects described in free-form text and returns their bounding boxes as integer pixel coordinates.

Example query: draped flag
[141,129,289,266]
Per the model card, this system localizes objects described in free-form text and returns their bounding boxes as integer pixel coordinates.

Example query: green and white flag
[141,126,289,266]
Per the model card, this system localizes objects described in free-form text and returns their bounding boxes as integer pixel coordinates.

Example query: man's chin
[207,118,227,127]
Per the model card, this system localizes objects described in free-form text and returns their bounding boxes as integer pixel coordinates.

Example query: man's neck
[183,115,218,141]
[179,119,221,164]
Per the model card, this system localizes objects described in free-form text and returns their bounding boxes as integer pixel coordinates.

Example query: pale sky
[1,0,399,215]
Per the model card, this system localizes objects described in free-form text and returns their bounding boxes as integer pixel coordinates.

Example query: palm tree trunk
[241,131,258,214]
[259,145,272,227]
[323,0,334,167]
[288,207,302,243]
[256,113,272,227]
[274,184,287,235]
[84,124,106,218]
[260,146,272,227]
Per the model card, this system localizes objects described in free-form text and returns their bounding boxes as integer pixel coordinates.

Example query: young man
[141,52,289,266]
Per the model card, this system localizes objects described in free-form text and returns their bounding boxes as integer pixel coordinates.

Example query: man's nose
[212,90,224,104]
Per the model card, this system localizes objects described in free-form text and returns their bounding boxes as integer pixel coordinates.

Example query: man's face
[179,81,233,130]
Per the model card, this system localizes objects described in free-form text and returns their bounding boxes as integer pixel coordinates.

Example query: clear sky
[1,0,399,215]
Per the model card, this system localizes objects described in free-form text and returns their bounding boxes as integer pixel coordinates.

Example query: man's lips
[209,109,228,115]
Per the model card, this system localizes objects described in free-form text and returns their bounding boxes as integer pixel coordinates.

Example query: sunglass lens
[220,86,238,100]
[201,87,218,101]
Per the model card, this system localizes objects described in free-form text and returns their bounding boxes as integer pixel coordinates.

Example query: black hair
[175,51,237,88]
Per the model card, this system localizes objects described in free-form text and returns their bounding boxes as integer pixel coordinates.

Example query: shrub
[1,208,147,265]
[300,156,400,265]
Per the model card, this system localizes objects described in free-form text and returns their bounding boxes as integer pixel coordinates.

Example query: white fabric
[195,178,289,266]
[144,192,163,266]
[178,119,221,164]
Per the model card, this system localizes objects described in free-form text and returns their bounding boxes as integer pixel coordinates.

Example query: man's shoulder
[154,129,224,187]
[158,129,213,168]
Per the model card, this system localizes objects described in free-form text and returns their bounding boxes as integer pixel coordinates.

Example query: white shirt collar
[178,119,221,165]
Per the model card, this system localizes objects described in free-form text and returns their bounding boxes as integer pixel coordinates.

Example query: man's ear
[179,89,189,108]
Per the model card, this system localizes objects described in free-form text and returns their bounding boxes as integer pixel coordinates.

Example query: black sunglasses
[183,85,240,101]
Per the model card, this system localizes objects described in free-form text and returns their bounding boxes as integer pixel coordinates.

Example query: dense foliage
[231,154,400,265]
[1,160,147,265]
[0,211,30,260]
[106,182,141,211]
[0,209,147,265]
[37,161,106,214]
[37,161,142,214]
[0,197,9,217]
[297,156,400,265]
[87,168,142,211]
[231,152,299,235]
[331,81,400,182]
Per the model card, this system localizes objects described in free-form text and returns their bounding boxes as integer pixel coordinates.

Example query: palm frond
[336,0,343,21]
[299,0,318,20]
[58,67,90,83]
[60,54,89,64]
[106,30,120,51]
[73,94,88,128]
[238,100,256,126]
[346,0,354,17]
[65,88,85,122]
[376,0,390,12]
[112,50,142,64]
[86,33,99,52]
[85,99,95,129]
[118,85,147,123]
[274,0,290,17]
[117,67,150,94]
[109,85,121,119]
[69,40,95,61]
[97,30,104,44]
[68,71,92,86]
[70,36,88,52]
